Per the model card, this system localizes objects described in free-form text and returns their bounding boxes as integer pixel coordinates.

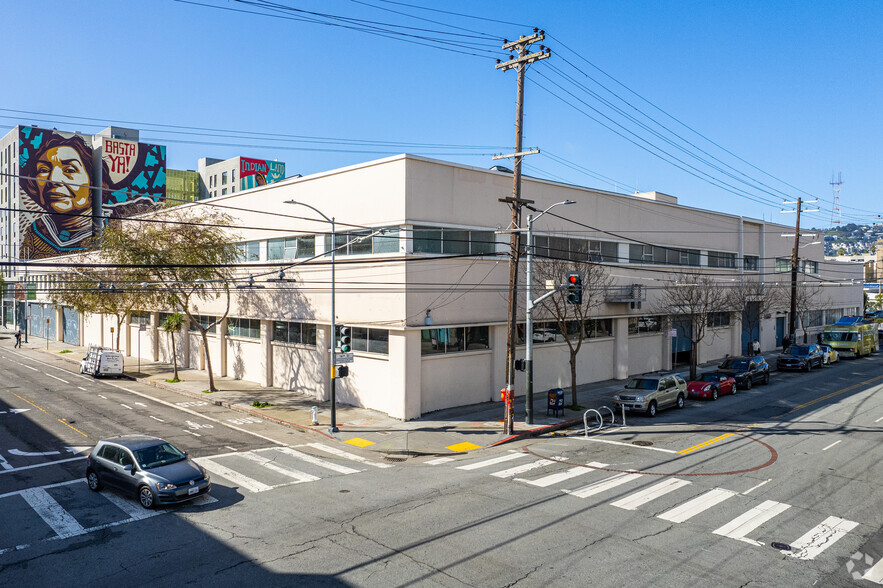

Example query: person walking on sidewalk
[752,339,760,355]
[14,329,22,348]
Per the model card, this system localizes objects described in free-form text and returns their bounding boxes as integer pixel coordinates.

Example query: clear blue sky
[3,0,881,229]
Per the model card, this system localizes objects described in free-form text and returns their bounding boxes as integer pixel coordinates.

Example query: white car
[533,329,557,343]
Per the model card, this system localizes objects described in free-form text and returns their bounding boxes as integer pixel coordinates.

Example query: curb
[491,418,583,446]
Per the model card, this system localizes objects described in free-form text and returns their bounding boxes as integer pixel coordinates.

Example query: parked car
[819,344,839,365]
[777,344,825,372]
[532,328,557,343]
[79,345,124,378]
[717,355,770,389]
[86,435,210,509]
[614,373,687,417]
[686,372,737,401]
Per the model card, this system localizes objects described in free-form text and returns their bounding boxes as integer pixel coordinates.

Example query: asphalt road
[0,347,881,587]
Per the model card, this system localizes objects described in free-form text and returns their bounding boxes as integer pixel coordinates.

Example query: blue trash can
[547,388,564,417]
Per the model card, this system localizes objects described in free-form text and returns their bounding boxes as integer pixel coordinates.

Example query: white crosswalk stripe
[196,457,275,493]
[712,500,790,546]
[491,457,566,478]
[303,443,393,469]
[457,452,528,470]
[272,447,362,474]
[238,452,321,484]
[658,488,738,523]
[785,516,859,560]
[516,462,608,487]
[19,487,86,539]
[863,555,883,584]
[611,478,692,511]
[564,471,643,499]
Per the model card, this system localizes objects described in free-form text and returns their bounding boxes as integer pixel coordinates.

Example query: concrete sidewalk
[3,328,772,455]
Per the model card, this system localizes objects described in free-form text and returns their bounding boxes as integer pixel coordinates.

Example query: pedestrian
[14,329,22,348]
[752,339,760,355]
[816,332,822,345]
[782,334,791,351]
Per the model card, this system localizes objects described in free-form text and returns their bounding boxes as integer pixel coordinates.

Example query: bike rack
[583,409,603,436]
[598,405,616,425]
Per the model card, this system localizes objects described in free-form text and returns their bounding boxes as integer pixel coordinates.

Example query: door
[95,445,123,488]
[776,317,785,347]
[62,308,79,344]
[671,320,693,367]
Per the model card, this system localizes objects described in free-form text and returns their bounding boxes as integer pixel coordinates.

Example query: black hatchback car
[86,435,211,509]
[777,344,825,372]
[717,355,770,389]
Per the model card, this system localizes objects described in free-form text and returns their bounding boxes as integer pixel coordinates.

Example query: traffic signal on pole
[337,326,351,352]
[566,272,582,304]
[336,365,349,378]
[514,358,526,372]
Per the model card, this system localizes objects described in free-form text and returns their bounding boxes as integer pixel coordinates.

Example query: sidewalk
[2,329,769,455]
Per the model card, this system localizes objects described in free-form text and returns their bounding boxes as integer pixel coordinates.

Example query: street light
[525,200,575,424]
[284,200,339,433]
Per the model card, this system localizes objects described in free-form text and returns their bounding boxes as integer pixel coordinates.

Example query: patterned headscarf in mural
[19,127,94,260]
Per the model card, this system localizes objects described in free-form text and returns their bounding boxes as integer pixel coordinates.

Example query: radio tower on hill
[830,170,842,225]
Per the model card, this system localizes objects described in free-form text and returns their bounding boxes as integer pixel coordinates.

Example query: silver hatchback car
[86,435,211,508]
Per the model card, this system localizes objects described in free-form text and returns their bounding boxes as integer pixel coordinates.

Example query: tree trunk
[115,315,122,352]
[689,345,698,381]
[169,330,179,380]
[570,353,578,406]
[201,329,217,392]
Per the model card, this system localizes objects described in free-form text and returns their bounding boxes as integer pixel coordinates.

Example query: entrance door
[671,319,693,368]
[741,302,759,355]
[776,317,785,347]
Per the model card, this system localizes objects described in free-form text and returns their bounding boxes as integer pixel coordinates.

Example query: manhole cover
[632,440,654,447]
[384,455,408,462]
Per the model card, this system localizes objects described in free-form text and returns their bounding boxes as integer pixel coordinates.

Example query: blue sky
[3,1,881,229]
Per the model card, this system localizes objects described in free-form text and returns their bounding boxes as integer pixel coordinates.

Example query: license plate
[188,486,199,496]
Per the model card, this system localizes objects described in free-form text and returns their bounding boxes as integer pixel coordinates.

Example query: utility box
[547,388,564,417]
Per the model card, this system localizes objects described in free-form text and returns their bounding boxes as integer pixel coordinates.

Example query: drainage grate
[632,440,654,447]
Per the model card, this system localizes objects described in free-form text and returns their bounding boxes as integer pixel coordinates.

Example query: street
[1,344,881,586]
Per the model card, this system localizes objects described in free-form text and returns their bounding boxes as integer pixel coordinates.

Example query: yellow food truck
[822,316,878,358]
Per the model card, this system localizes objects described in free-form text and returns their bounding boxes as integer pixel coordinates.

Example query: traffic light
[514,358,526,372]
[337,326,351,352]
[336,365,349,378]
[566,272,582,304]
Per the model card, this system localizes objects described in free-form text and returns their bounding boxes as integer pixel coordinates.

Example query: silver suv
[614,374,687,417]
[86,435,211,509]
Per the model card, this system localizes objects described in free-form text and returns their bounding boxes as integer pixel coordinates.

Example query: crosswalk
[0,442,389,556]
[430,450,870,569]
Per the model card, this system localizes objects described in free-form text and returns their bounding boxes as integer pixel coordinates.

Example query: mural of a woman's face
[35,145,92,214]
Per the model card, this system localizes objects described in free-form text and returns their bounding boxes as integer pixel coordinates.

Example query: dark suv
[777,344,825,372]
[717,355,770,389]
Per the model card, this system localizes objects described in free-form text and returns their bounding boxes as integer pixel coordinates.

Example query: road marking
[120,404,133,410]
[98,394,107,399]
[742,479,772,495]
[565,471,643,499]
[0,453,12,471]
[822,440,842,451]
[21,364,39,371]
[45,373,69,384]
[425,457,455,465]
[658,488,738,523]
[101,489,164,521]
[303,443,393,469]
[77,387,87,391]
[239,452,321,483]
[149,416,165,422]
[19,487,86,539]
[518,462,608,488]
[780,374,883,416]
[10,393,48,414]
[344,437,375,448]
[271,447,361,474]
[678,433,734,455]
[57,418,88,438]
[134,402,147,407]
[785,516,859,560]
[224,446,238,452]
[579,437,679,454]
[0,408,31,415]
[862,553,883,583]
[491,457,565,478]
[712,500,791,546]
[184,430,201,437]
[196,457,274,492]
[611,478,692,510]
[458,452,526,470]
[446,441,482,452]
[875,416,883,423]
[9,449,60,456]
[0,455,87,475]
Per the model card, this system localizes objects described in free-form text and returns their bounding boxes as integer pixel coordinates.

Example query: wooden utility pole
[781,197,818,343]
[495,30,549,435]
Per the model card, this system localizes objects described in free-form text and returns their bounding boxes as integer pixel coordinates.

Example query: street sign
[139,323,147,332]
[669,329,678,337]
[336,352,354,364]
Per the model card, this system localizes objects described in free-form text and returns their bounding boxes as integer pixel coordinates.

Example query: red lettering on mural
[104,139,137,157]
[107,154,130,174]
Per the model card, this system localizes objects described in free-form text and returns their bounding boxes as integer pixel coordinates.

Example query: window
[348,327,389,354]
[272,321,317,346]
[825,309,843,324]
[801,260,818,274]
[628,316,661,334]
[744,256,759,271]
[803,310,824,328]
[129,311,150,325]
[707,312,730,327]
[628,244,698,266]
[237,241,260,262]
[221,188,228,195]
[421,326,489,355]
[413,227,495,256]
[589,240,618,263]
[268,236,316,260]
[222,172,228,185]
[228,318,260,338]
[582,318,613,338]
[325,227,399,256]
[708,251,736,268]
[189,315,217,334]
[775,258,792,273]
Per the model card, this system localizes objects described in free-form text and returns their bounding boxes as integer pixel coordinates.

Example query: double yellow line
[11,392,88,438]
[678,433,733,455]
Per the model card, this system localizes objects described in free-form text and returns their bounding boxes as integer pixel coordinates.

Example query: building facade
[23,155,864,420]
[198,156,286,200]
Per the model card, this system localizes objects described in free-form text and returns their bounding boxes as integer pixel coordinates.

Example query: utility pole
[781,198,819,343]
[495,30,549,435]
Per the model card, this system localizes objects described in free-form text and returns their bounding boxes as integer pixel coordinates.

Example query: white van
[80,346,124,378]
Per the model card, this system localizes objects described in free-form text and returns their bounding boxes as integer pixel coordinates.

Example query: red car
[686,372,737,401]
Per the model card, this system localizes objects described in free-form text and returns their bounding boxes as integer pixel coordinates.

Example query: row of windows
[534,236,618,263]
[273,321,317,346]
[707,312,730,328]
[268,236,316,260]
[325,228,400,256]
[629,244,701,266]
[413,227,495,256]
[775,258,819,274]
[421,326,490,355]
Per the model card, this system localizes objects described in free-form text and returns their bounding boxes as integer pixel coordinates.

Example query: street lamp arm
[284,200,332,224]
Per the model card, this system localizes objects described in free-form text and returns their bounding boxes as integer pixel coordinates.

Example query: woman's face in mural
[35,146,91,214]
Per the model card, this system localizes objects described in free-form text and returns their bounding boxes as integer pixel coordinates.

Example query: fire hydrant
[310,406,319,426]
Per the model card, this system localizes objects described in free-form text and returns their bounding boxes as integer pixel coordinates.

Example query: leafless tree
[725,279,785,352]
[654,272,731,380]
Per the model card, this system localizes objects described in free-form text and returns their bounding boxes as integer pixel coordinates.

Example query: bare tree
[532,257,613,407]
[793,280,829,344]
[725,280,785,352]
[655,272,731,381]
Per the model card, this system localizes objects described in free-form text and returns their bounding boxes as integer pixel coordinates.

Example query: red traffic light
[568,275,578,283]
